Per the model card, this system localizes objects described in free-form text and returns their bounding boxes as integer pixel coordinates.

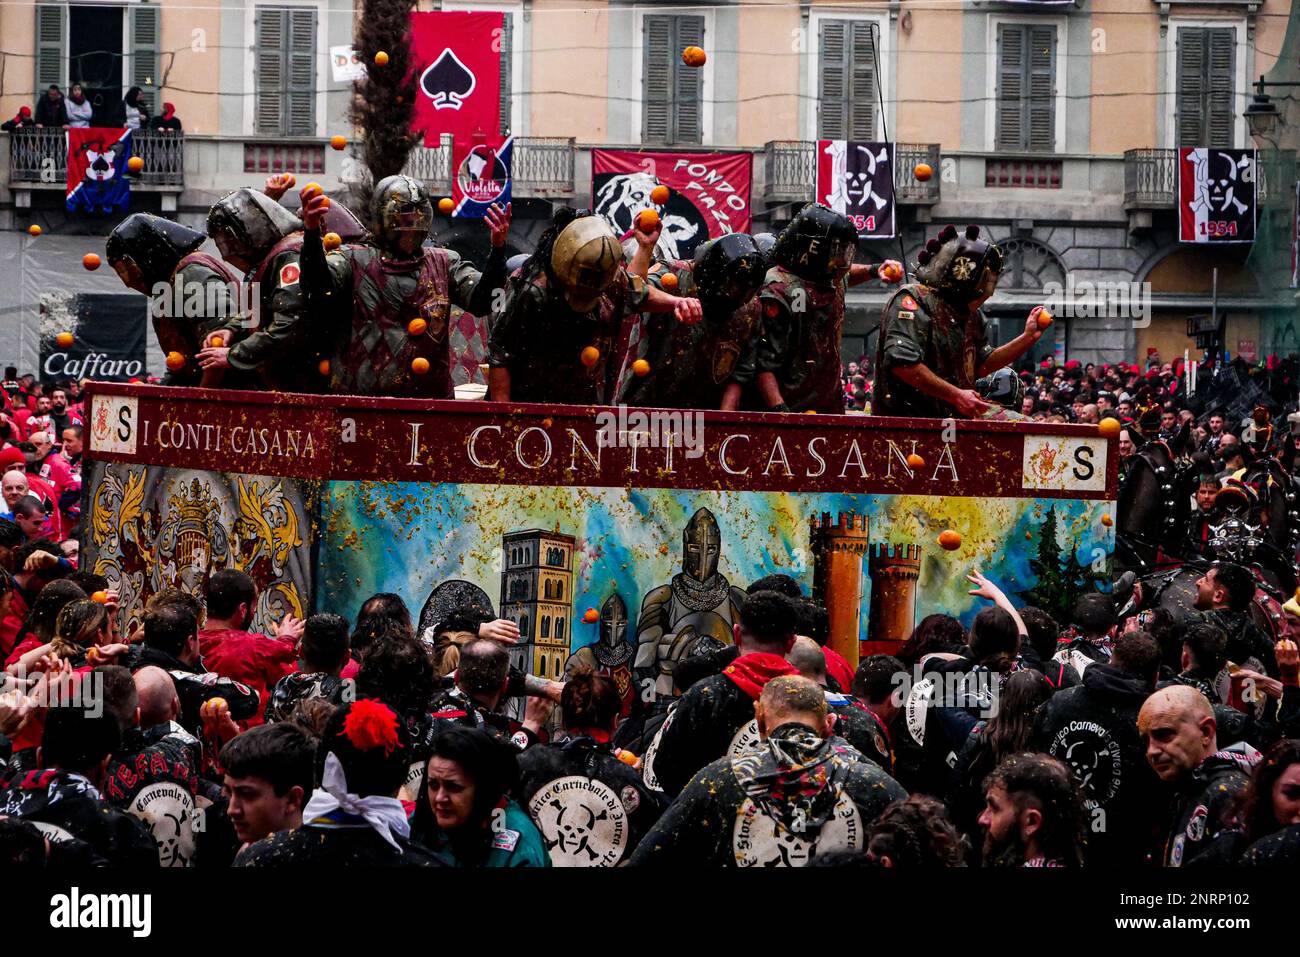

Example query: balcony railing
[763,140,941,204]
[404,135,576,197]
[8,127,184,187]
[243,141,325,176]
[1124,147,1270,209]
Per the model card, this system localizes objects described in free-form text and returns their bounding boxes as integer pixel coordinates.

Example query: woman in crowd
[123,86,150,130]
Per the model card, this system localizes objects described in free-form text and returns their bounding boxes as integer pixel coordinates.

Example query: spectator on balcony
[0,106,34,133]
[65,84,93,128]
[149,102,182,134]
[34,85,68,127]
[122,87,151,131]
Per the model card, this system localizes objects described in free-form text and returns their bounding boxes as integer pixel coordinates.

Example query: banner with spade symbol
[815,140,896,239]
[410,11,503,149]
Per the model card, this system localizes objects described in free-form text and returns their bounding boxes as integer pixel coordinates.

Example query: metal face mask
[681,507,722,581]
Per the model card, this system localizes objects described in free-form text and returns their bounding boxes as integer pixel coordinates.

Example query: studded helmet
[550,216,623,311]
[771,203,858,282]
[370,174,433,258]
[106,213,206,293]
[206,188,302,271]
[692,233,766,313]
[914,224,1003,305]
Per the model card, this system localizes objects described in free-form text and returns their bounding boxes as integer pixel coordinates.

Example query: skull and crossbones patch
[528,775,630,867]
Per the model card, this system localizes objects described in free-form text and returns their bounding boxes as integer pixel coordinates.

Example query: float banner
[816,140,896,239]
[66,127,131,214]
[451,135,512,217]
[591,149,753,261]
[40,293,147,384]
[1178,148,1257,244]
[409,10,503,148]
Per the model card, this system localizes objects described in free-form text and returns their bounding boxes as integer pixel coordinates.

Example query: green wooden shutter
[130,5,161,112]
[996,24,1026,151]
[35,4,66,93]
[499,12,512,135]
[1176,28,1206,146]
[255,7,287,134]
[673,15,704,144]
[286,8,317,135]
[1206,28,1235,148]
[848,21,876,140]
[818,19,847,140]
[643,15,673,143]
[1026,25,1056,152]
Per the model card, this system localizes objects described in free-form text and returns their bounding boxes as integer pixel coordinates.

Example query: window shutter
[848,21,876,140]
[498,13,512,135]
[1175,28,1206,147]
[286,8,317,135]
[1206,28,1235,148]
[1026,25,1056,152]
[643,15,673,143]
[673,15,704,144]
[129,5,161,110]
[255,7,287,135]
[996,24,1026,151]
[35,4,66,92]
[817,19,847,140]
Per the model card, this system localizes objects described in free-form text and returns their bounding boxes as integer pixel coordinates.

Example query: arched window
[519,614,529,637]
[555,581,563,601]
[555,618,565,641]
[541,616,550,639]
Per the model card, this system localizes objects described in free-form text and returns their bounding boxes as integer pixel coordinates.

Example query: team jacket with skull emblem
[0,768,159,867]
[516,734,665,866]
[618,263,762,409]
[1158,750,1252,867]
[1030,662,1162,866]
[747,266,848,414]
[629,722,906,867]
[103,722,205,868]
[124,645,260,736]
[650,652,798,798]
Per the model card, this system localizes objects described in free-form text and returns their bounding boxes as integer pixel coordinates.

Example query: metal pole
[1211,267,1219,367]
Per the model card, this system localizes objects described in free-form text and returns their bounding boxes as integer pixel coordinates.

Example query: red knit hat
[0,446,26,473]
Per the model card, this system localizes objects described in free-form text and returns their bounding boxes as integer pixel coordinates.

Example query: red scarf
[723,652,797,700]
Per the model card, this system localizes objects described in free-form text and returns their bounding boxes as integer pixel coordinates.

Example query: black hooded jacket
[1159,750,1252,867]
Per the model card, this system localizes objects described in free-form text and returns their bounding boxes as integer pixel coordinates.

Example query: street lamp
[1245,76,1300,142]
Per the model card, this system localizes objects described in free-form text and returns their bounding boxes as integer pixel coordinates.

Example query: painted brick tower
[866,543,922,657]
[809,511,870,669]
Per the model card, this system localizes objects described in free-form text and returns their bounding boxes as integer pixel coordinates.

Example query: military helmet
[371,174,433,257]
[914,224,1004,305]
[106,213,206,292]
[206,188,302,271]
[692,233,766,312]
[771,203,858,281]
[550,216,623,311]
[322,199,368,241]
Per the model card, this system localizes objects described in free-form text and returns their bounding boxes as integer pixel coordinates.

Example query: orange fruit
[938,529,962,551]
[408,318,428,336]
[302,181,323,198]
[580,346,600,367]
[582,607,599,623]
[208,334,224,348]
[1101,513,1114,527]
[914,163,933,182]
[805,410,817,415]
[636,208,660,231]
[91,590,109,604]
[318,359,331,376]
[374,51,390,66]
[880,262,903,282]
[323,231,342,250]
[650,185,670,205]
[632,359,651,377]
[660,273,679,291]
[27,224,41,237]
[411,357,430,375]
[438,198,455,214]
[318,197,331,210]
[206,697,228,714]
[280,173,297,188]
[1034,306,1054,330]
[83,253,101,270]
[906,453,924,469]
[55,332,74,348]
[682,45,706,67]
[165,351,186,371]
[330,135,347,150]
[1098,417,1122,439]
[127,156,144,174]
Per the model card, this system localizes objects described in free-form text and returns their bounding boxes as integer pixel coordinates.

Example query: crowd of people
[1,85,179,133]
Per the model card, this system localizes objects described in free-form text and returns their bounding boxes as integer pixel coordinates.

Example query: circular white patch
[642,709,674,793]
[727,718,762,757]
[528,775,630,867]
[732,791,863,867]
[130,781,197,867]
[905,676,936,746]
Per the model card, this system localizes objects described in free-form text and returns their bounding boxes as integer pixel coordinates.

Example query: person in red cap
[0,106,34,132]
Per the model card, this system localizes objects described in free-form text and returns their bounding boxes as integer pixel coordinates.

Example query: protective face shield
[599,594,628,649]
[206,189,302,271]
[551,217,623,312]
[371,174,433,258]
[105,212,206,291]
[771,204,860,282]
[681,507,722,581]
[692,233,766,312]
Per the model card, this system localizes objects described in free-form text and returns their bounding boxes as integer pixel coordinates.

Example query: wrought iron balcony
[404,134,576,198]
[7,126,184,188]
[1124,147,1269,209]
[763,140,941,205]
